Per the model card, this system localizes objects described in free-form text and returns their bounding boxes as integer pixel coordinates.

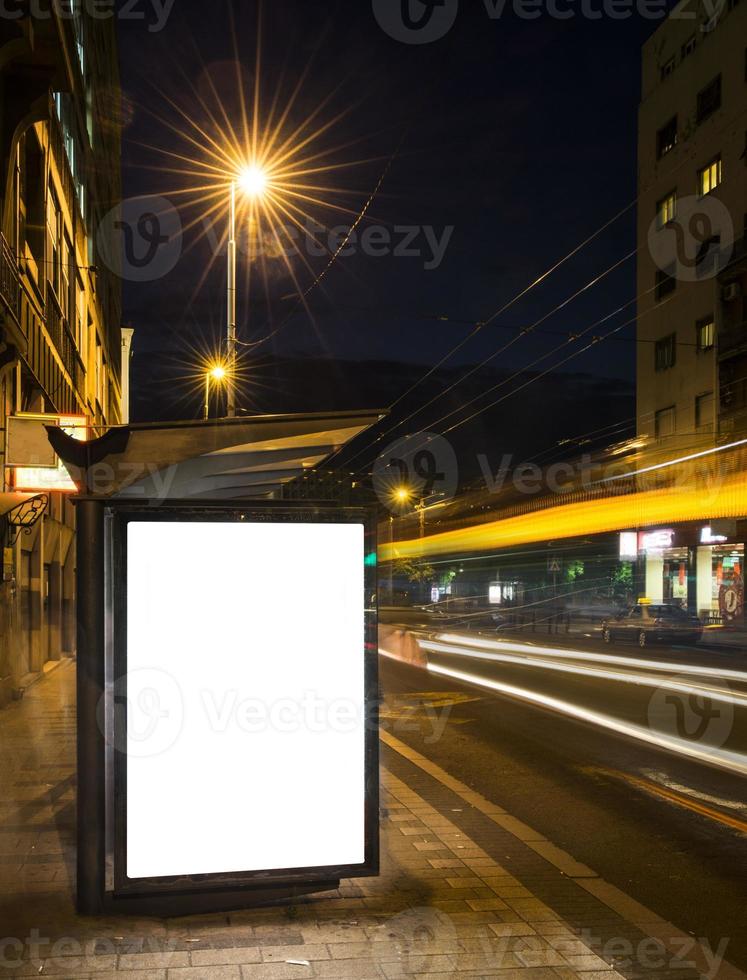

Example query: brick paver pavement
[0,660,725,979]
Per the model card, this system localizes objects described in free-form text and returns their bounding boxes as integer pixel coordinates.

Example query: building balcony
[45,294,86,398]
[0,233,85,405]
[0,234,21,329]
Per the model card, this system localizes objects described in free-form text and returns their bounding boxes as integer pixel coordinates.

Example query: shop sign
[640,529,674,553]
[701,526,728,544]
[619,532,638,559]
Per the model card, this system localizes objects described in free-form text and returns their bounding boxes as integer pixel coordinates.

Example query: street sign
[548,557,562,573]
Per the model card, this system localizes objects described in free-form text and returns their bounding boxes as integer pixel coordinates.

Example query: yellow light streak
[380,476,747,562]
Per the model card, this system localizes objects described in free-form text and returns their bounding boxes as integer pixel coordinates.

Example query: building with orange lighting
[0,5,127,704]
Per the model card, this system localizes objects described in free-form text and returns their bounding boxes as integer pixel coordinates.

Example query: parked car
[602,603,703,647]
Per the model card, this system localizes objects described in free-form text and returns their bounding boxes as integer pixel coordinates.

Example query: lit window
[656,190,677,228]
[696,317,715,352]
[655,333,677,371]
[657,117,678,159]
[698,156,722,195]
[655,406,676,438]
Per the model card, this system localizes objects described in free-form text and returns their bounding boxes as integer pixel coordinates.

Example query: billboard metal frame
[77,497,379,914]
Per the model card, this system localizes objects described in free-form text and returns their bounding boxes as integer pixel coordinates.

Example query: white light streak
[426,661,747,778]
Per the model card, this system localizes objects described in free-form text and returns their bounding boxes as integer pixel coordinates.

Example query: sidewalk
[0,660,728,979]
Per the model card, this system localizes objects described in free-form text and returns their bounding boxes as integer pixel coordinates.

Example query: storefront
[623,524,745,625]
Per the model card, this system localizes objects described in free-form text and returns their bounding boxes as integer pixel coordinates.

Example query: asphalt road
[379,630,747,972]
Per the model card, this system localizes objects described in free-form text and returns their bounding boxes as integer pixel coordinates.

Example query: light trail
[420,639,747,708]
[435,633,747,684]
[424,661,747,778]
[600,436,747,484]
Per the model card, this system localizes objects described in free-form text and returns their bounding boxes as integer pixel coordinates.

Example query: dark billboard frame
[80,498,379,911]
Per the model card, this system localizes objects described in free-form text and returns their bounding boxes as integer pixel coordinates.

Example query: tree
[394,558,436,584]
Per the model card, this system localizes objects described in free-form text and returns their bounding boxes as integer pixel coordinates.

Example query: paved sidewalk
[0,660,721,979]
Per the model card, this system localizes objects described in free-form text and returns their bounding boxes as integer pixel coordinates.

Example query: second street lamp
[204,364,227,420]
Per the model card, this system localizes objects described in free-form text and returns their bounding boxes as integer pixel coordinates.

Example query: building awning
[46,410,385,500]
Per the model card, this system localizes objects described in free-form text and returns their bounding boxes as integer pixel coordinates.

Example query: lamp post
[204,365,227,420]
[226,165,268,418]
[226,182,237,417]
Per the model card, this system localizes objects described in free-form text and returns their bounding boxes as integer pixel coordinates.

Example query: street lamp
[226,164,269,418]
[204,364,227,420]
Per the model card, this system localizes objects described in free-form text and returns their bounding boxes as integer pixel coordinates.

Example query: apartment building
[637,0,747,454]
[634,0,747,624]
[0,4,125,703]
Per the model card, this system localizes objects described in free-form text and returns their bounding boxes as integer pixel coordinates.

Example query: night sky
[115,0,674,453]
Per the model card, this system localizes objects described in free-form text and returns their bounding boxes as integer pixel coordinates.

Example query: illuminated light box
[110,507,378,896]
[13,415,87,492]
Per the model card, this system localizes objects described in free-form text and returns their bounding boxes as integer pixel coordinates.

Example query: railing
[45,293,85,395]
[0,234,20,324]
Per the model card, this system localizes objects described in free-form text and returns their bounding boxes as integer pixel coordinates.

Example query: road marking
[381,729,747,980]
[592,768,747,835]
[642,769,747,814]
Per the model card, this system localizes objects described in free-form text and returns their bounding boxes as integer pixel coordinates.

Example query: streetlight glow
[237,164,268,199]
[210,365,227,382]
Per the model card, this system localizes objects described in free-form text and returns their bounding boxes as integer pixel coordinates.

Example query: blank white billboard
[125,520,366,880]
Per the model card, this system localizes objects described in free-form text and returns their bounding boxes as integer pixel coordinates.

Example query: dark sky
[114,0,673,425]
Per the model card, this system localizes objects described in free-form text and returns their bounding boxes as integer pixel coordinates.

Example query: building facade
[0,4,124,703]
[637,0,747,455]
[635,0,747,625]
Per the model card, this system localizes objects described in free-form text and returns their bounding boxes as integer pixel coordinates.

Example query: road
[379,624,747,971]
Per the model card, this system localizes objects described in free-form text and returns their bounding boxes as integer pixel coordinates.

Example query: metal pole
[204,373,210,421]
[76,498,106,914]
[227,181,237,418]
